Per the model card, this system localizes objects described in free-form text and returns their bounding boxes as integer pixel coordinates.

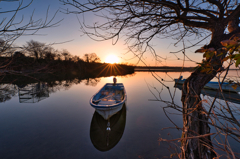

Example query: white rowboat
[89,83,127,120]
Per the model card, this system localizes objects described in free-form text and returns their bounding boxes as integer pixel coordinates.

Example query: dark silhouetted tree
[83,53,100,63]
[24,40,46,60]
[61,49,71,61]
[0,0,61,70]
[72,55,82,62]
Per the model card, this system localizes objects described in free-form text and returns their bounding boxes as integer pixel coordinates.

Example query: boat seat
[98,100,116,105]
[114,94,122,101]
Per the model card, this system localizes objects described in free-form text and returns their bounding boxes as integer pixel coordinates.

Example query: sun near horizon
[105,54,120,64]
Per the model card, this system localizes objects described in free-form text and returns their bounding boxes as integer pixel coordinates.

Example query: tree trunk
[180,43,228,158]
[181,35,225,159]
[34,51,39,60]
[180,15,240,158]
[181,70,216,158]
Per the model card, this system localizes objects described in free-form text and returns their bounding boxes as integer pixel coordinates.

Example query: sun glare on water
[105,54,119,64]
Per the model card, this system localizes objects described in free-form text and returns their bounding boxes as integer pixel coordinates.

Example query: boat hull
[95,103,124,120]
[90,83,127,120]
[174,79,240,92]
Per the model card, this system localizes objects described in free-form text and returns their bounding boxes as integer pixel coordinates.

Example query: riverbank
[0,55,135,85]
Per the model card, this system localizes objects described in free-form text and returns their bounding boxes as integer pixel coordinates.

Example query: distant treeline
[0,40,135,79]
[0,54,134,74]
[0,55,135,86]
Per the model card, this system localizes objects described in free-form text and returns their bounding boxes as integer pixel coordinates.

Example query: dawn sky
[2,0,208,66]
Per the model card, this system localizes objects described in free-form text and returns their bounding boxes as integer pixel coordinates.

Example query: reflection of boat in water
[174,83,240,104]
[18,82,49,103]
[90,104,126,151]
[90,83,127,120]
[174,76,240,93]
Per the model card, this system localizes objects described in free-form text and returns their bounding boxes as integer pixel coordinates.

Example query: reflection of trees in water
[0,72,134,103]
[46,78,95,93]
[83,78,101,87]
[0,77,102,103]
[41,78,100,97]
[18,82,49,103]
[46,78,82,93]
[0,84,18,102]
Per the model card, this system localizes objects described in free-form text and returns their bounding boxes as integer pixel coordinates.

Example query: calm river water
[0,71,239,159]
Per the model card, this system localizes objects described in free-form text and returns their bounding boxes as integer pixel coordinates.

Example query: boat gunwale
[89,83,127,109]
